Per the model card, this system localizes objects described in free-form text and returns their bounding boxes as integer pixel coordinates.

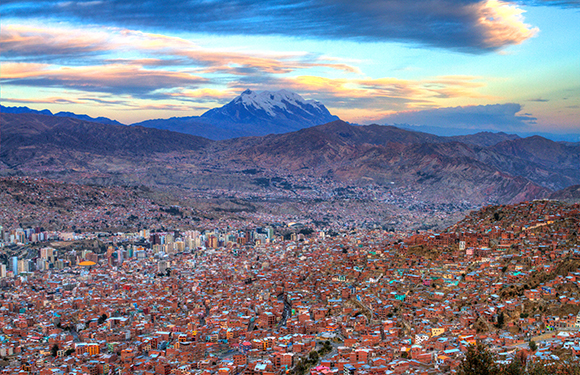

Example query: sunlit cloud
[121,103,194,112]
[1,62,209,96]
[1,24,360,76]
[227,75,491,113]
[0,24,111,61]
[1,97,82,105]
[169,88,239,102]
[477,0,539,49]
[1,0,540,52]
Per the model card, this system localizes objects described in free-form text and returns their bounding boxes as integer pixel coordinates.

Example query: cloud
[1,62,209,97]
[376,103,537,131]
[167,88,238,103]
[521,0,580,8]
[0,97,81,105]
[0,24,111,62]
[226,75,491,112]
[1,0,539,52]
[1,24,358,75]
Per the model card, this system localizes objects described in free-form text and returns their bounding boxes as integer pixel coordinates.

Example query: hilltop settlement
[1,194,580,374]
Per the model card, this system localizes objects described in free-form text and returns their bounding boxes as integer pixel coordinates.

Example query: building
[11,256,18,275]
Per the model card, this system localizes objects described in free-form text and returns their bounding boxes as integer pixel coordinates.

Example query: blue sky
[1,0,579,135]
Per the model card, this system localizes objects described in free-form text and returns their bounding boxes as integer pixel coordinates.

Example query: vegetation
[50,344,59,357]
[97,313,108,325]
[458,343,580,375]
[496,311,505,329]
[291,341,333,375]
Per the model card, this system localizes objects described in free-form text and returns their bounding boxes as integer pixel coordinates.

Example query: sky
[1,0,579,136]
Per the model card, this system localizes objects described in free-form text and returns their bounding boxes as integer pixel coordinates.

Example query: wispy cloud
[1,0,539,52]
[1,24,359,75]
[0,24,364,102]
[0,24,111,62]
[226,75,491,113]
[0,97,81,105]
[521,0,580,8]
[1,62,209,96]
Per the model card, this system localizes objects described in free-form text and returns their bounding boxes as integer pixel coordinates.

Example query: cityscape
[2,0,580,374]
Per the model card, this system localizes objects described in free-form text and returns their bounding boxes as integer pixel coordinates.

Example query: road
[277,292,292,328]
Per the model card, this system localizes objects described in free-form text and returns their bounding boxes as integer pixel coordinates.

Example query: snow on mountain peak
[235,89,321,117]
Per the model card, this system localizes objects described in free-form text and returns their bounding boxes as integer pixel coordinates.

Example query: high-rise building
[174,241,185,253]
[0,264,6,278]
[41,247,55,260]
[208,235,218,248]
[11,256,18,275]
[17,259,29,274]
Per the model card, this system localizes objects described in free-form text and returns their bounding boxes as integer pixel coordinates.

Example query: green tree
[51,344,59,357]
[497,311,505,329]
[457,343,498,375]
[308,350,319,364]
[98,313,108,325]
[499,355,525,375]
[529,340,537,352]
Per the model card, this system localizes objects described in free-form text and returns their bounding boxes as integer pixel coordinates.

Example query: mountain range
[0,105,125,126]
[2,110,579,208]
[1,89,338,140]
[132,89,339,139]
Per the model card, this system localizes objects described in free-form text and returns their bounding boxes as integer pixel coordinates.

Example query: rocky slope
[2,114,578,207]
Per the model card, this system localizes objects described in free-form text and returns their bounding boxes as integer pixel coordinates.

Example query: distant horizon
[2,101,580,143]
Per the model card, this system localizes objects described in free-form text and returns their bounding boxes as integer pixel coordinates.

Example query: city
[1,200,579,374]
[2,0,580,373]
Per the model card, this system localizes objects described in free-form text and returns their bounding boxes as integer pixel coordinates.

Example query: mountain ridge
[2,113,576,207]
[132,89,339,140]
[0,105,125,126]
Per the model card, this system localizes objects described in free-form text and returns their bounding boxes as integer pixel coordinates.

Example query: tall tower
[11,256,18,275]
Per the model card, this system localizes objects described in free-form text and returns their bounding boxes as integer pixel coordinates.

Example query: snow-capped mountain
[132,89,339,139]
[201,89,338,127]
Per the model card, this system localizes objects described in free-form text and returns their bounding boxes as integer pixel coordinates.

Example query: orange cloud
[2,23,361,78]
[2,63,208,95]
[171,89,238,100]
[1,24,112,58]
[269,75,490,111]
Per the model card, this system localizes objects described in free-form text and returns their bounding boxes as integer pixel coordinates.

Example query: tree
[51,344,59,357]
[457,343,498,375]
[98,313,108,325]
[497,311,505,329]
[308,350,319,364]
[529,340,537,352]
[499,355,525,375]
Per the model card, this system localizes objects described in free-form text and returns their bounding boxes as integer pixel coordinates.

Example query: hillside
[2,113,579,211]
